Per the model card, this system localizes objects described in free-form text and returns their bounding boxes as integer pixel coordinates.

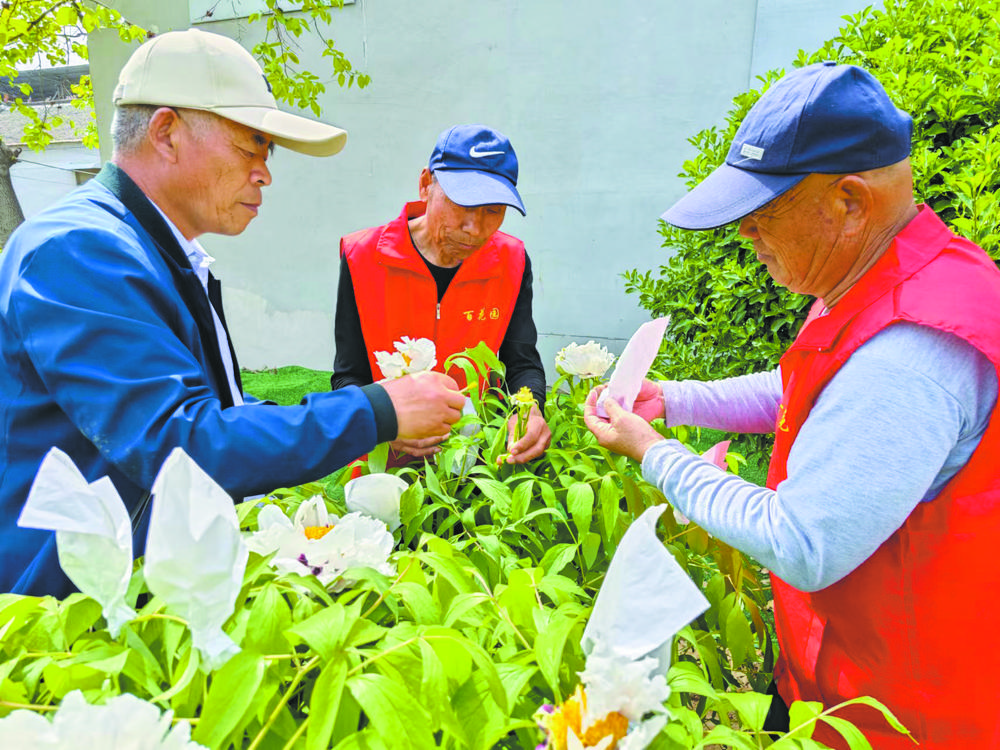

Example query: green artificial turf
[241,365,333,405]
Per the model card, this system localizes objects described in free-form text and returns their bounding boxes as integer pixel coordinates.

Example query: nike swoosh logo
[469,145,505,158]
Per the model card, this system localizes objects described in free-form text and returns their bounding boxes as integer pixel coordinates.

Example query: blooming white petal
[292,496,332,529]
[395,336,437,373]
[581,652,670,725]
[313,512,397,590]
[0,690,207,749]
[556,341,615,379]
[618,714,668,750]
[345,474,407,531]
[374,350,407,379]
[246,503,395,590]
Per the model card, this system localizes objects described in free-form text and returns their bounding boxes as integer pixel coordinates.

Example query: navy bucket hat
[661,62,913,230]
[428,124,526,216]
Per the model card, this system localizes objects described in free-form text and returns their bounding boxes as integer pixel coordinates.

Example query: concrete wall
[10,143,98,218]
[92,0,870,378]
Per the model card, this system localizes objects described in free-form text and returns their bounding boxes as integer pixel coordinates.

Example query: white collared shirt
[149,203,244,407]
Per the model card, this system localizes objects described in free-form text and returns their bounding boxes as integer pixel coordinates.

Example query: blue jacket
[0,164,394,596]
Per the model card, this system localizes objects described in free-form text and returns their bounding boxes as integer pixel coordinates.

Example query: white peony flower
[373,350,407,379]
[0,689,206,749]
[395,336,437,372]
[247,498,395,589]
[373,337,437,379]
[580,650,671,725]
[345,473,407,531]
[555,341,616,379]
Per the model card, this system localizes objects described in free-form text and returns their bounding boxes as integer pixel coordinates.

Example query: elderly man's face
[419,175,506,267]
[175,111,273,238]
[738,174,852,300]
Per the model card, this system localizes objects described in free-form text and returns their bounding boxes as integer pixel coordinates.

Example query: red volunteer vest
[767,206,1000,748]
[341,202,525,391]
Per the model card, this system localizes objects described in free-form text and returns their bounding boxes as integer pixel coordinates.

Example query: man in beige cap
[0,29,465,597]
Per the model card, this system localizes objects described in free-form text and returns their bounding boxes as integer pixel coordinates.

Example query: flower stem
[245,655,320,750]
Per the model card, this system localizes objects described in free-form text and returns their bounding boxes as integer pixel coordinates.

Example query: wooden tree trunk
[0,138,26,248]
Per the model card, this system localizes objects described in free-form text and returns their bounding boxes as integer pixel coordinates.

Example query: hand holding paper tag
[17,447,137,637]
[597,317,669,418]
[143,448,248,671]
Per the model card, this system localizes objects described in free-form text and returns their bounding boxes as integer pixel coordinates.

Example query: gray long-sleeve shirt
[642,322,997,591]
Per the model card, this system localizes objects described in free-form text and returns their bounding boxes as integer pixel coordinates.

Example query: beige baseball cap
[113,28,347,157]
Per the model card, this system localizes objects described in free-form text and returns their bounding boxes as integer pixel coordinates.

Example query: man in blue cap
[584,63,1000,747]
[332,124,551,465]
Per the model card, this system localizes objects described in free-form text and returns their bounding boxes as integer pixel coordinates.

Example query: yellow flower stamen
[303,525,333,540]
[542,686,629,750]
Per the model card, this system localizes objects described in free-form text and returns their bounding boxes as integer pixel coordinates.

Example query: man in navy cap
[332,124,551,465]
[584,63,1000,747]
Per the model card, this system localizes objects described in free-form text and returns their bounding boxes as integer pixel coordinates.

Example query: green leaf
[442,592,492,628]
[724,603,753,665]
[567,482,595,537]
[191,651,267,747]
[347,672,435,749]
[395,582,441,625]
[538,543,577,576]
[832,695,911,735]
[307,658,347,750]
[786,700,823,739]
[510,479,534,519]
[287,602,349,661]
[724,690,772,732]
[533,606,583,699]
[820,715,873,750]
[243,583,291,653]
[667,659,718,699]
[581,531,601,569]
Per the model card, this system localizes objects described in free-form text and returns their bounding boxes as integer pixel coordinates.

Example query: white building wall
[91,0,872,375]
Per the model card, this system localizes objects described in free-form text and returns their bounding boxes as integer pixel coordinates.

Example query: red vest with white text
[342,201,525,390]
[767,206,1000,748]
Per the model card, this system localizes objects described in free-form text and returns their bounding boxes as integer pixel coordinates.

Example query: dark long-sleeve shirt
[331,251,546,407]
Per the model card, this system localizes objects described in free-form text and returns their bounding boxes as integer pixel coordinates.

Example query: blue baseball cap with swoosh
[428,124,525,216]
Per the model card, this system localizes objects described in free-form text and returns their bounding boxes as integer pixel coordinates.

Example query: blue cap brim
[661,164,807,230]
[434,169,526,216]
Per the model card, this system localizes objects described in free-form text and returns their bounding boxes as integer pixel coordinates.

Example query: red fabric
[766,206,1000,748]
[342,201,525,391]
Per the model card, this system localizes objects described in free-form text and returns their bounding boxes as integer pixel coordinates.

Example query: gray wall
[93,0,869,378]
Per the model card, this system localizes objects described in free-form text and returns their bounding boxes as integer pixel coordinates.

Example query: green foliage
[0,1,148,151]
[0,347,906,748]
[249,0,371,118]
[0,0,367,150]
[625,0,1000,452]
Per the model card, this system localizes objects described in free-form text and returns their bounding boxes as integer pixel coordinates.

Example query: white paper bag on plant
[344,472,407,531]
[143,447,247,670]
[17,447,137,636]
[582,504,708,674]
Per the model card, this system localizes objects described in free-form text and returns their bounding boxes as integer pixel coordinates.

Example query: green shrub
[625,0,1000,435]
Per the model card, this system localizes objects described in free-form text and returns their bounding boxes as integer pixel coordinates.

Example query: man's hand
[631,378,666,422]
[381,371,465,440]
[390,435,448,458]
[503,404,552,464]
[584,384,665,463]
